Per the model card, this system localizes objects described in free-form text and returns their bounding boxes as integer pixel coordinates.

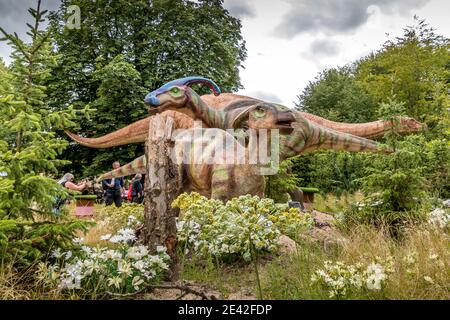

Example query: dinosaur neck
[280,115,389,160]
[299,112,388,138]
[186,89,225,128]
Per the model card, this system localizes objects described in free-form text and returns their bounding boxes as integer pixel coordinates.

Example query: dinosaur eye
[253,107,267,118]
[170,87,181,94]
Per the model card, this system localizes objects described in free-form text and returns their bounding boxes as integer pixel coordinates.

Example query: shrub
[0,219,92,269]
[265,159,301,203]
[173,193,313,262]
[37,230,170,298]
[97,203,144,232]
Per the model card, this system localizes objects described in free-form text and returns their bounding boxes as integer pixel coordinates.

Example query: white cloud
[273,0,430,38]
[224,0,256,19]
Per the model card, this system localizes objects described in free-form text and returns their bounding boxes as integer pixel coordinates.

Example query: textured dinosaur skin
[65,93,423,148]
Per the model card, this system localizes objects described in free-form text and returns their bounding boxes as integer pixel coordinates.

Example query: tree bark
[142,115,181,281]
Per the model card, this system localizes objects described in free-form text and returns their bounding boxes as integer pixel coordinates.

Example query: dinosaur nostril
[144,95,160,106]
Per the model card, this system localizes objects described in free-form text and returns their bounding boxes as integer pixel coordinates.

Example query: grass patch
[260,224,449,299]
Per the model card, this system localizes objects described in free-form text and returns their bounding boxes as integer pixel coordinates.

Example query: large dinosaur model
[143,82,391,159]
[86,77,391,200]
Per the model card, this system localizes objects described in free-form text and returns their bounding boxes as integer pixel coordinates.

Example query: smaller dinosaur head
[398,116,424,133]
[144,77,220,114]
[234,103,296,134]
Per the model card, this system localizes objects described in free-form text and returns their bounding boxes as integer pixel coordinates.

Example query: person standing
[53,173,86,214]
[102,161,124,207]
[131,174,143,204]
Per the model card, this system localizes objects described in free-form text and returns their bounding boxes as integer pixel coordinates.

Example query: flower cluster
[173,193,313,261]
[311,258,393,298]
[428,208,450,229]
[101,228,137,244]
[98,203,144,232]
[38,232,170,296]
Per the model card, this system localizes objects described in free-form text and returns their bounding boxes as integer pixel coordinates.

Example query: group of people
[55,161,144,212]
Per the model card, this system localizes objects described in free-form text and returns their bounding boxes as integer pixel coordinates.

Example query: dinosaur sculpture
[69,77,408,200]
[142,81,391,159]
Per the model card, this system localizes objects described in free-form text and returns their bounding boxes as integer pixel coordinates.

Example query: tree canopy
[47,0,247,176]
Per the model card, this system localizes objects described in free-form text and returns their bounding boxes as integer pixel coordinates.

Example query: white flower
[428,208,450,228]
[81,246,92,255]
[365,263,386,291]
[429,253,439,260]
[65,250,72,260]
[100,234,112,241]
[104,249,122,260]
[51,248,64,259]
[424,276,434,284]
[132,276,144,291]
[117,261,132,277]
[107,276,122,289]
[133,260,147,273]
[73,237,84,244]
[404,252,417,265]
[156,246,166,253]
[109,228,137,244]
[126,245,149,260]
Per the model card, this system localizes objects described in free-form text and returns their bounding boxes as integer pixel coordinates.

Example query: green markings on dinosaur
[318,127,326,145]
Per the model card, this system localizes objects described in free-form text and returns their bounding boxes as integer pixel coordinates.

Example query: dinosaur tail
[303,124,392,154]
[96,156,147,182]
[65,117,151,149]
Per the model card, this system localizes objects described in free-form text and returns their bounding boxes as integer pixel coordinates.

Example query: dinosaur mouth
[276,113,295,133]
[147,101,172,115]
[277,123,294,134]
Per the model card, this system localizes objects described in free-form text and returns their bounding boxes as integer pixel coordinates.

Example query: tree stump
[142,115,181,281]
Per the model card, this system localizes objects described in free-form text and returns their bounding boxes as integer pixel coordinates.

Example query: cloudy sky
[1,0,449,106]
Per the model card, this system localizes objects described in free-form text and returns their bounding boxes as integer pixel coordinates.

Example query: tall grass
[260,224,449,299]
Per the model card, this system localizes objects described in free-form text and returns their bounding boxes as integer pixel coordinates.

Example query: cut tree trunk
[142,115,182,281]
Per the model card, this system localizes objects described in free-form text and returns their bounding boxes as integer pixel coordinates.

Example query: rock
[278,235,297,254]
[311,210,335,227]
[443,199,450,208]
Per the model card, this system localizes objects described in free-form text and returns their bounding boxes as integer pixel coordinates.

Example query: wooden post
[142,115,181,281]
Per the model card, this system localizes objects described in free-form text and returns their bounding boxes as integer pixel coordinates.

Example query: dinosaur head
[234,103,296,134]
[144,77,221,115]
[398,116,424,133]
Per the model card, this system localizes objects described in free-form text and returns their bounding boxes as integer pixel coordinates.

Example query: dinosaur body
[143,81,390,160]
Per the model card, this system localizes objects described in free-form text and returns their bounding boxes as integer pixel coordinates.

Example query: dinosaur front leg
[210,165,236,202]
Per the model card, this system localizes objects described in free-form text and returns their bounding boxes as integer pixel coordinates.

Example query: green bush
[0,219,92,268]
[173,193,314,262]
[265,159,301,203]
[97,203,144,233]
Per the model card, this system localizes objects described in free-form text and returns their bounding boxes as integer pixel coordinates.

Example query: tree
[47,0,247,176]
[355,17,449,136]
[296,66,377,123]
[0,0,90,267]
[357,100,428,218]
